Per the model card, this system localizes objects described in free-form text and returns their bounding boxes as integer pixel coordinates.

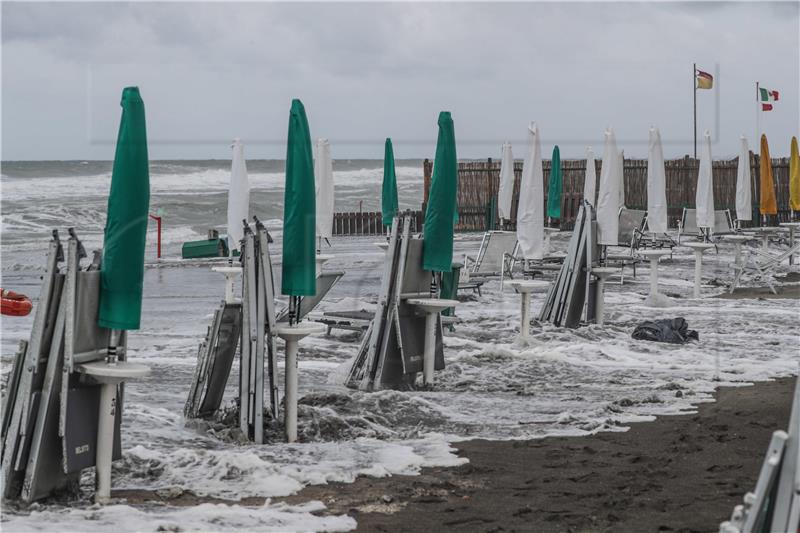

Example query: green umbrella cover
[382,138,399,226]
[547,145,562,220]
[98,86,150,330]
[423,112,458,272]
[281,99,316,296]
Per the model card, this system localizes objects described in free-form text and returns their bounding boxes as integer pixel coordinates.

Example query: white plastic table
[76,360,151,503]
[406,298,459,386]
[590,267,617,326]
[275,322,326,443]
[779,222,800,265]
[684,242,715,298]
[748,227,779,251]
[723,234,753,267]
[508,280,551,342]
[638,249,672,307]
[212,266,242,304]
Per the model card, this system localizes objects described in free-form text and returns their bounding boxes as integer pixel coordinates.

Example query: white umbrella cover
[735,136,752,222]
[583,147,597,206]
[315,138,334,240]
[596,129,621,246]
[497,141,515,221]
[646,127,668,234]
[695,130,715,229]
[227,138,250,253]
[517,122,544,260]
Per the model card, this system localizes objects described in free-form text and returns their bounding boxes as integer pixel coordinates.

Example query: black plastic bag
[631,317,699,344]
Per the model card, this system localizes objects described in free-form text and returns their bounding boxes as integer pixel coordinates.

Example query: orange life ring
[1,289,33,317]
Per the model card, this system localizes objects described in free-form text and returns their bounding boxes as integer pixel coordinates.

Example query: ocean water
[1,160,799,531]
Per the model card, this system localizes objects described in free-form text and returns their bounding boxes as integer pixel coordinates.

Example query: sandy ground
[115,377,796,533]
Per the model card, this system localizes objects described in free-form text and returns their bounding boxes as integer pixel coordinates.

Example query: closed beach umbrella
[282,99,316,296]
[98,87,150,330]
[547,145,562,221]
[646,128,668,234]
[497,141,515,221]
[381,138,399,226]
[315,138,334,241]
[791,137,800,212]
[735,136,752,222]
[596,128,621,246]
[517,122,544,260]
[423,111,458,272]
[759,134,778,216]
[227,138,250,254]
[695,130,715,229]
[583,147,596,206]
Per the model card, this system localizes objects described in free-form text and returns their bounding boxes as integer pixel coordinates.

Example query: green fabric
[440,262,461,317]
[547,145,562,219]
[382,138,399,226]
[281,99,316,296]
[98,87,150,330]
[423,112,458,272]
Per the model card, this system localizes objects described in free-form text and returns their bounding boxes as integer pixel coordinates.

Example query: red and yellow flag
[696,70,713,89]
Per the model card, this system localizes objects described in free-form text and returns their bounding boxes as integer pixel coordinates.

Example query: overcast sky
[2,1,798,161]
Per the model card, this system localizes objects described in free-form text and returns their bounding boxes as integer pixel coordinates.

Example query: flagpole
[755,81,760,144]
[693,63,697,159]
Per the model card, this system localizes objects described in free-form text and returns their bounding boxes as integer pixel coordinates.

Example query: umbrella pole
[106,330,121,364]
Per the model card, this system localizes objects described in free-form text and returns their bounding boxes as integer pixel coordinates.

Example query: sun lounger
[463,230,518,278]
[729,242,800,294]
[677,208,734,244]
[276,271,344,323]
[600,207,646,284]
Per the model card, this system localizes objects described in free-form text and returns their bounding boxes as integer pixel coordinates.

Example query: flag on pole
[761,103,774,112]
[759,88,779,101]
[696,69,713,89]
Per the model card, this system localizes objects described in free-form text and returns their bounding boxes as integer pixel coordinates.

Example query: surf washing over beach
[2,158,799,531]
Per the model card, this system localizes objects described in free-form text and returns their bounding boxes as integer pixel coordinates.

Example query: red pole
[149,213,162,259]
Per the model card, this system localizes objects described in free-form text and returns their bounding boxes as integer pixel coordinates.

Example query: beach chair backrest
[681,208,699,235]
[276,271,344,322]
[474,231,517,274]
[617,208,646,247]
[400,238,430,295]
[713,210,734,235]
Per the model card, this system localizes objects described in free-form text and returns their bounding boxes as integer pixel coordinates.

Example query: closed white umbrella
[315,138,334,242]
[583,147,596,206]
[517,122,544,260]
[497,141,515,222]
[596,129,621,245]
[618,149,625,207]
[227,138,250,254]
[735,136,752,222]
[647,127,668,234]
[695,130,715,229]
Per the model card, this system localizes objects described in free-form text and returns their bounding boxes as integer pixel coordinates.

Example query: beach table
[684,242,715,298]
[212,266,242,304]
[406,298,458,386]
[723,234,753,267]
[76,360,150,503]
[779,222,800,265]
[275,322,326,443]
[508,280,550,342]
[590,267,617,326]
[748,226,780,252]
[638,249,672,307]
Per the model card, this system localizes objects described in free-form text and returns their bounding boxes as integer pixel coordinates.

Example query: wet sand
[279,377,795,533]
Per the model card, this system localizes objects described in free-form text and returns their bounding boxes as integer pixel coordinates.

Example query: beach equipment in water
[99,87,150,331]
[638,248,673,307]
[695,130,715,232]
[759,134,778,220]
[684,241,715,298]
[382,138,399,226]
[227,138,250,254]
[596,129,621,247]
[631,318,698,344]
[720,377,800,532]
[735,136,752,225]
[497,141,515,225]
[517,122,545,260]
[583,147,597,206]
[346,213,449,390]
[646,128,668,235]
[0,289,32,317]
[423,111,458,273]
[315,138,334,249]
[730,239,800,295]
[508,279,550,343]
[547,145,562,224]
[181,229,230,259]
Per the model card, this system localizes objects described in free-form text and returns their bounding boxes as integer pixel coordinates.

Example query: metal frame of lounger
[729,243,800,294]
[600,207,646,284]
[275,271,344,323]
[464,230,518,278]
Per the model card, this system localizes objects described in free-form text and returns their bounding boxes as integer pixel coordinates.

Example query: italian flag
[760,88,779,102]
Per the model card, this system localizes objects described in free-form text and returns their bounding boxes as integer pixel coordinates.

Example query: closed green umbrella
[423,112,458,272]
[281,99,316,297]
[382,138,399,226]
[98,86,150,330]
[547,145,562,221]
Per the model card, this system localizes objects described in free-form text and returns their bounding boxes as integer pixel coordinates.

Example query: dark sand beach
[282,377,796,533]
